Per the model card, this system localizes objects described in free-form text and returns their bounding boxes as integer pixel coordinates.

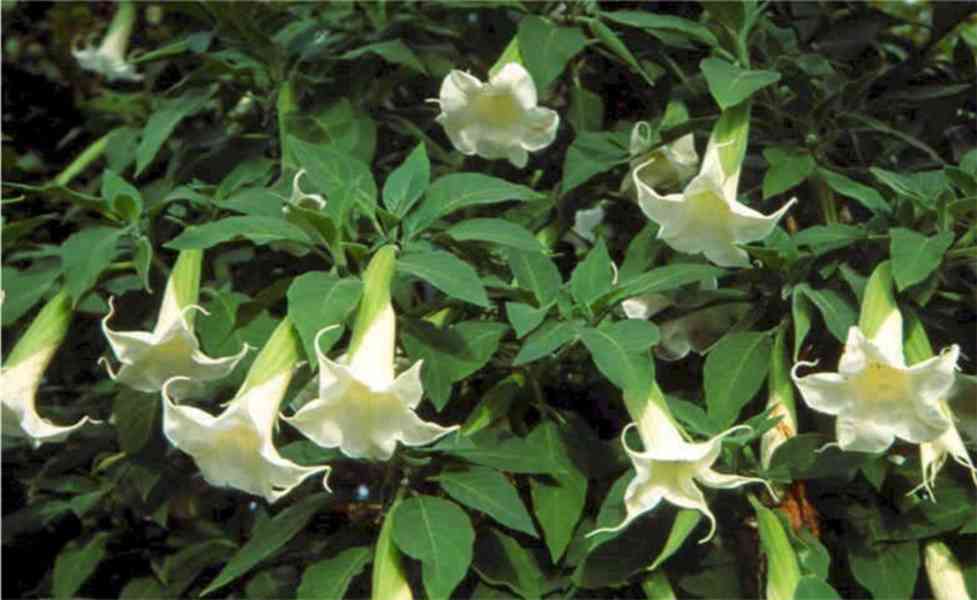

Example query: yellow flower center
[471,90,522,127]
[218,423,262,456]
[852,362,910,404]
[688,188,733,238]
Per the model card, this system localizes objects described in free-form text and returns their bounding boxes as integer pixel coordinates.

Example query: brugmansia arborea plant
[792,262,961,455]
[636,107,796,267]
[72,0,143,83]
[432,62,559,168]
[101,250,249,398]
[592,385,771,542]
[1,290,95,447]
[284,246,458,461]
[162,316,330,503]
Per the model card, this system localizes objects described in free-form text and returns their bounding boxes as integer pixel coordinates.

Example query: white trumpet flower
[593,391,771,542]
[72,1,143,82]
[635,121,795,267]
[101,250,248,398]
[792,325,958,454]
[432,63,559,167]
[285,247,458,461]
[162,318,329,503]
[1,290,94,447]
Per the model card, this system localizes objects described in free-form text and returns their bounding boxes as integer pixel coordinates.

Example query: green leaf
[296,546,371,600]
[60,226,125,304]
[505,302,550,338]
[286,273,363,364]
[849,541,920,600]
[607,264,725,305]
[0,264,60,326]
[602,320,660,353]
[889,228,954,291]
[704,332,772,428]
[112,389,158,455]
[792,224,865,254]
[560,130,630,195]
[506,248,563,307]
[818,169,891,215]
[517,16,587,91]
[405,173,541,237]
[649,510,702,570]
[398,250,489,308]
[438,465,537,537]
[52,532,111,599]
[462,376,524,435]
[290,137,377,231]
[642,571,677,600]
[794,576,842,600]
[436,429,566,474]
[392,496,474,600]
[513,320,579,366]
[136,86,214,175]
[445,219,543,252]
[762,147,815,199]
[792,284,856,344]
[603,11,719,47]
[160,539,235,597]
[401,320,508,410]
[201,494,326,596]
[570,239,615,307]
[101,170,143,221]
[383,142,430,216]
[120,577,166,599]
[531,467,587,563]
[579,326,653,396]
[473,528,557,599]
[700,57,781,110]
[165,216,312,250]
[342,39,426,74]
[567,82,605,133]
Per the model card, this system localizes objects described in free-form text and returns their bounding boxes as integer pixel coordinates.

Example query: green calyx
[347,245,398,359]
[4,289,73,369]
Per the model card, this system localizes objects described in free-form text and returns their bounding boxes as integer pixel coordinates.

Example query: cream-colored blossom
[792,326,958,454]
[592,395,770,542]
[432,63,559,167]
[161,319,329,503]
[924,541,973,600]
[621,122,698,196]
[286,169,326,211]
[636,133,795,268]
[284,247,458,461]
[101,251,248,398]
[2,290,94,447]
[72,1,143,82]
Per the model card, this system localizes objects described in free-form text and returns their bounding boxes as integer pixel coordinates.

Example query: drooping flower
[1,290,95,447]
[621,121,698,196]
[792,263,959,454]
[101,250,248,398]
[284,246,458,461]
[432,63,559,167]
[72,1,143,83]
[162,317,330,503]
[572,203,607,244]
[635,110,795,268]
[592,387,770,542]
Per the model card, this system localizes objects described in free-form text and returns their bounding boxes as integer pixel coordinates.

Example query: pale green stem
[4,289,73,369]
[99,1,137,58]
[347,246,398,386]
[52,133,110,187]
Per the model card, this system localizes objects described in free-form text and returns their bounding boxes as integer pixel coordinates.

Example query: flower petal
[491,63,536,109]
[728,197,797,244]
[836,415,896,453]
[792,361,854,416]
[519,107,559,151]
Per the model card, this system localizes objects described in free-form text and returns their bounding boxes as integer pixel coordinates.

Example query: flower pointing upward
[101,250,248,398]
[2,290,95,447]
[432,63,559,167]
[162,317,330,503]
[72,1,143,82]
[285,246,458,461]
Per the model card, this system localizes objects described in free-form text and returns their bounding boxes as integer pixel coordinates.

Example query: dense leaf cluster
[2,1,976,599]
